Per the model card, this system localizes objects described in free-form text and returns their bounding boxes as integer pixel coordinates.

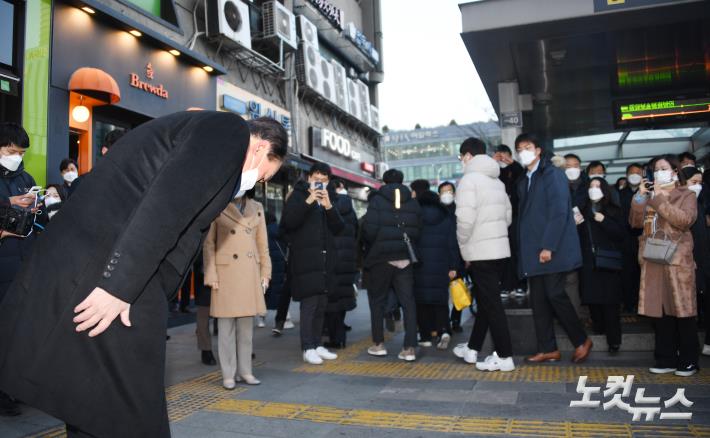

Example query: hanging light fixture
[72,96,90,123]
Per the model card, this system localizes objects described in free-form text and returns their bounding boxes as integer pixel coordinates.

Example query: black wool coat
[578,201,626,304]
[265,221,287,309]
[413,192,458,305]
[0,163,37,300]
[280,181,344,301]
[0,111,250,438]
[361,183,422,268]
[327,193,358,312]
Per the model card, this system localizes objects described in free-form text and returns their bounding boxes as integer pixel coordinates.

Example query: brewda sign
[129,63,169,99]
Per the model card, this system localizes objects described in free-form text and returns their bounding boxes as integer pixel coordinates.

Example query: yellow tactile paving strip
[207,399,710,437]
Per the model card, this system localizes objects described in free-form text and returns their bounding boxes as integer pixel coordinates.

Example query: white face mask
[440,192,454,205]
[63,171,78,184]
[518,150,537,167]
[336,189,348,196]
[236,152,266,198]
[44,196,61,207]
[627,174,642,186]
[589,173,605,179]
[688,184,702,197]
[565,168,581,181]
[0,154,23,172]
[654,170,674,186]
[588,187,604,202]
[498,161,509,169]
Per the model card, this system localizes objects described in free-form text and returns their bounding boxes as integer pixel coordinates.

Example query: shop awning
[300,153,382,189]
[69,67,121,104]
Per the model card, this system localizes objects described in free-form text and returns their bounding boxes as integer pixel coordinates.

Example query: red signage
[129,62,169,99]
[360,162,375,174]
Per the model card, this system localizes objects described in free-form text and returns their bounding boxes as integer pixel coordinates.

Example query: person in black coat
[618,163,645,312]
[323,179,358,349]
[58,158,79,200]
[264,212,287,311]
[0,112,288,437]
[438,181,467,332]
[69,129,126,197]
[361,169,422,361]
[280,163,344,365]
[411,180,458,349]
[578,177,625,352]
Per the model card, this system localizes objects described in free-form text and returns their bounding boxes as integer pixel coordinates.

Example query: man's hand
[448,270,457,281]
[74,287,131,337]
[318,190,333,210]
[594,212,605,223]
[9,193,36,208]
[539,249,552,264]
[306,190,318,205]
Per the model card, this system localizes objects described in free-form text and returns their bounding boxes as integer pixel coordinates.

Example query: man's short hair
[626,163,643,174]
[308,162,332,177]
[382,169,404,184]
[60,158,77,172]
[564,154,582,164]
[459,137,486,157]
[514,133,542,151]
[410,179,430,196]
[328,178,345,191]
[103,129,126,151]
[679,152,696,163]
[247,117,288,160]
[587,161,606,173]
[438,181,455,193]
[0,123,30,149]
[495,144,512,155]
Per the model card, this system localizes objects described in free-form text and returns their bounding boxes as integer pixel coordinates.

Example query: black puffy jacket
[361,183,421,268]
[327,192,358,312]
[413,191,459,305]
[280,181,344,300]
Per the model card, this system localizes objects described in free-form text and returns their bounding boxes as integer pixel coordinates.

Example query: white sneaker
[453,343,478,364]
[315,346,338,360]
[367,344,388,356]
[257,316,266,328]
[223,379,236,390]
[475,352,515,372]
[437,333,451,350]
[703,344,710,356]
[303,349,323,365]
[649,367,676,374]
[418,341,432,347]
[284,312,295,330]
[398,348,416,362]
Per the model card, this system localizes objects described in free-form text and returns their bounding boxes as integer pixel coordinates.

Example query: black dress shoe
[201,350,217,366]
[608,344,620,354]
[344,324,352,332]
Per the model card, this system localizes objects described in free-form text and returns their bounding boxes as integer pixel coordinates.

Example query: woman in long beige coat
[204,196,271,389]
[630,154,699,377]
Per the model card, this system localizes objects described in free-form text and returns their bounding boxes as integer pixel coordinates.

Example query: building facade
[10,0,384,219]
[382,122,501,185]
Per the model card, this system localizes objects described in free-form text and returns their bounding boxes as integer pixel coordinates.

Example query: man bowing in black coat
[0,111,288,438]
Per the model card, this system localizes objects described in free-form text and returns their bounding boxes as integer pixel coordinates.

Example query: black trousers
[529,272,587,352]
[275,275,292,325]
[450,307,462,328]
[653,313,699,368]
[299,294,328,351]
[367,263,417,348]
[466,260,513,357]
[589,303,621,347]
[416,303,450,341]
[325,310,346,344]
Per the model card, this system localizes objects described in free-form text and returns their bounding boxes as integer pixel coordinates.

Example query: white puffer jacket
[455,155,512,261]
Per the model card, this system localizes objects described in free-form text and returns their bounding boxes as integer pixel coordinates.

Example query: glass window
[0,1,14,67]
[265,183,284,221]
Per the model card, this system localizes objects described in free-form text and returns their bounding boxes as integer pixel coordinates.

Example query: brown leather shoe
[572,338,593,363]
[525,351,561,363]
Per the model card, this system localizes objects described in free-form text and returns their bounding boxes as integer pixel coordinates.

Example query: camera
[0,206,36,236]
[311,181,324,191]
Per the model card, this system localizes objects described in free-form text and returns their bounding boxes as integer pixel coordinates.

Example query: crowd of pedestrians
[0,118,709,408]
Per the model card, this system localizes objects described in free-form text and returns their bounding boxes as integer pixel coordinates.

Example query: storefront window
[265,183,285,221]
[0,1,13,67]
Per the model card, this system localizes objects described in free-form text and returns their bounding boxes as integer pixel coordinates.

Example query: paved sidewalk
[2,290,710,437]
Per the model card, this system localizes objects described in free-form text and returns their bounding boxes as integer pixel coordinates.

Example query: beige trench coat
[203,199,271,318]
[630,186,697,318]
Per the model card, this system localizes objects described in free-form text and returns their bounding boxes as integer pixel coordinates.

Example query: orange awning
[68,67,121,104]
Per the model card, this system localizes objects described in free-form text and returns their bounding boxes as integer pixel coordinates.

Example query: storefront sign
[217,79,291,130]
[344,23,379,64]
[311,127,361,161]
[307,0,344,30]
[360,162,375,175]
[383,129,440,145]
[129,63,169,99]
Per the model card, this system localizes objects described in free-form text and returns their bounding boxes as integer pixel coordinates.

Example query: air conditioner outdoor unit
[296,42,324,96]
[375,162,389,180]
[331,60,348,111]
[356,80,371,126]
[369,105,380,133]
[297,15,318,51]
[319,57,336,104]
[262,1,297,51]
[346,78,360,120]
[205,0,251,49]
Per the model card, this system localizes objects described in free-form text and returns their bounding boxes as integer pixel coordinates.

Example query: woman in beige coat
[630,154,699,377]
[204,196,272,389]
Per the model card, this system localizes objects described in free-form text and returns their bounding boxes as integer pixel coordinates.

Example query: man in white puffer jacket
[452,137,515,372]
